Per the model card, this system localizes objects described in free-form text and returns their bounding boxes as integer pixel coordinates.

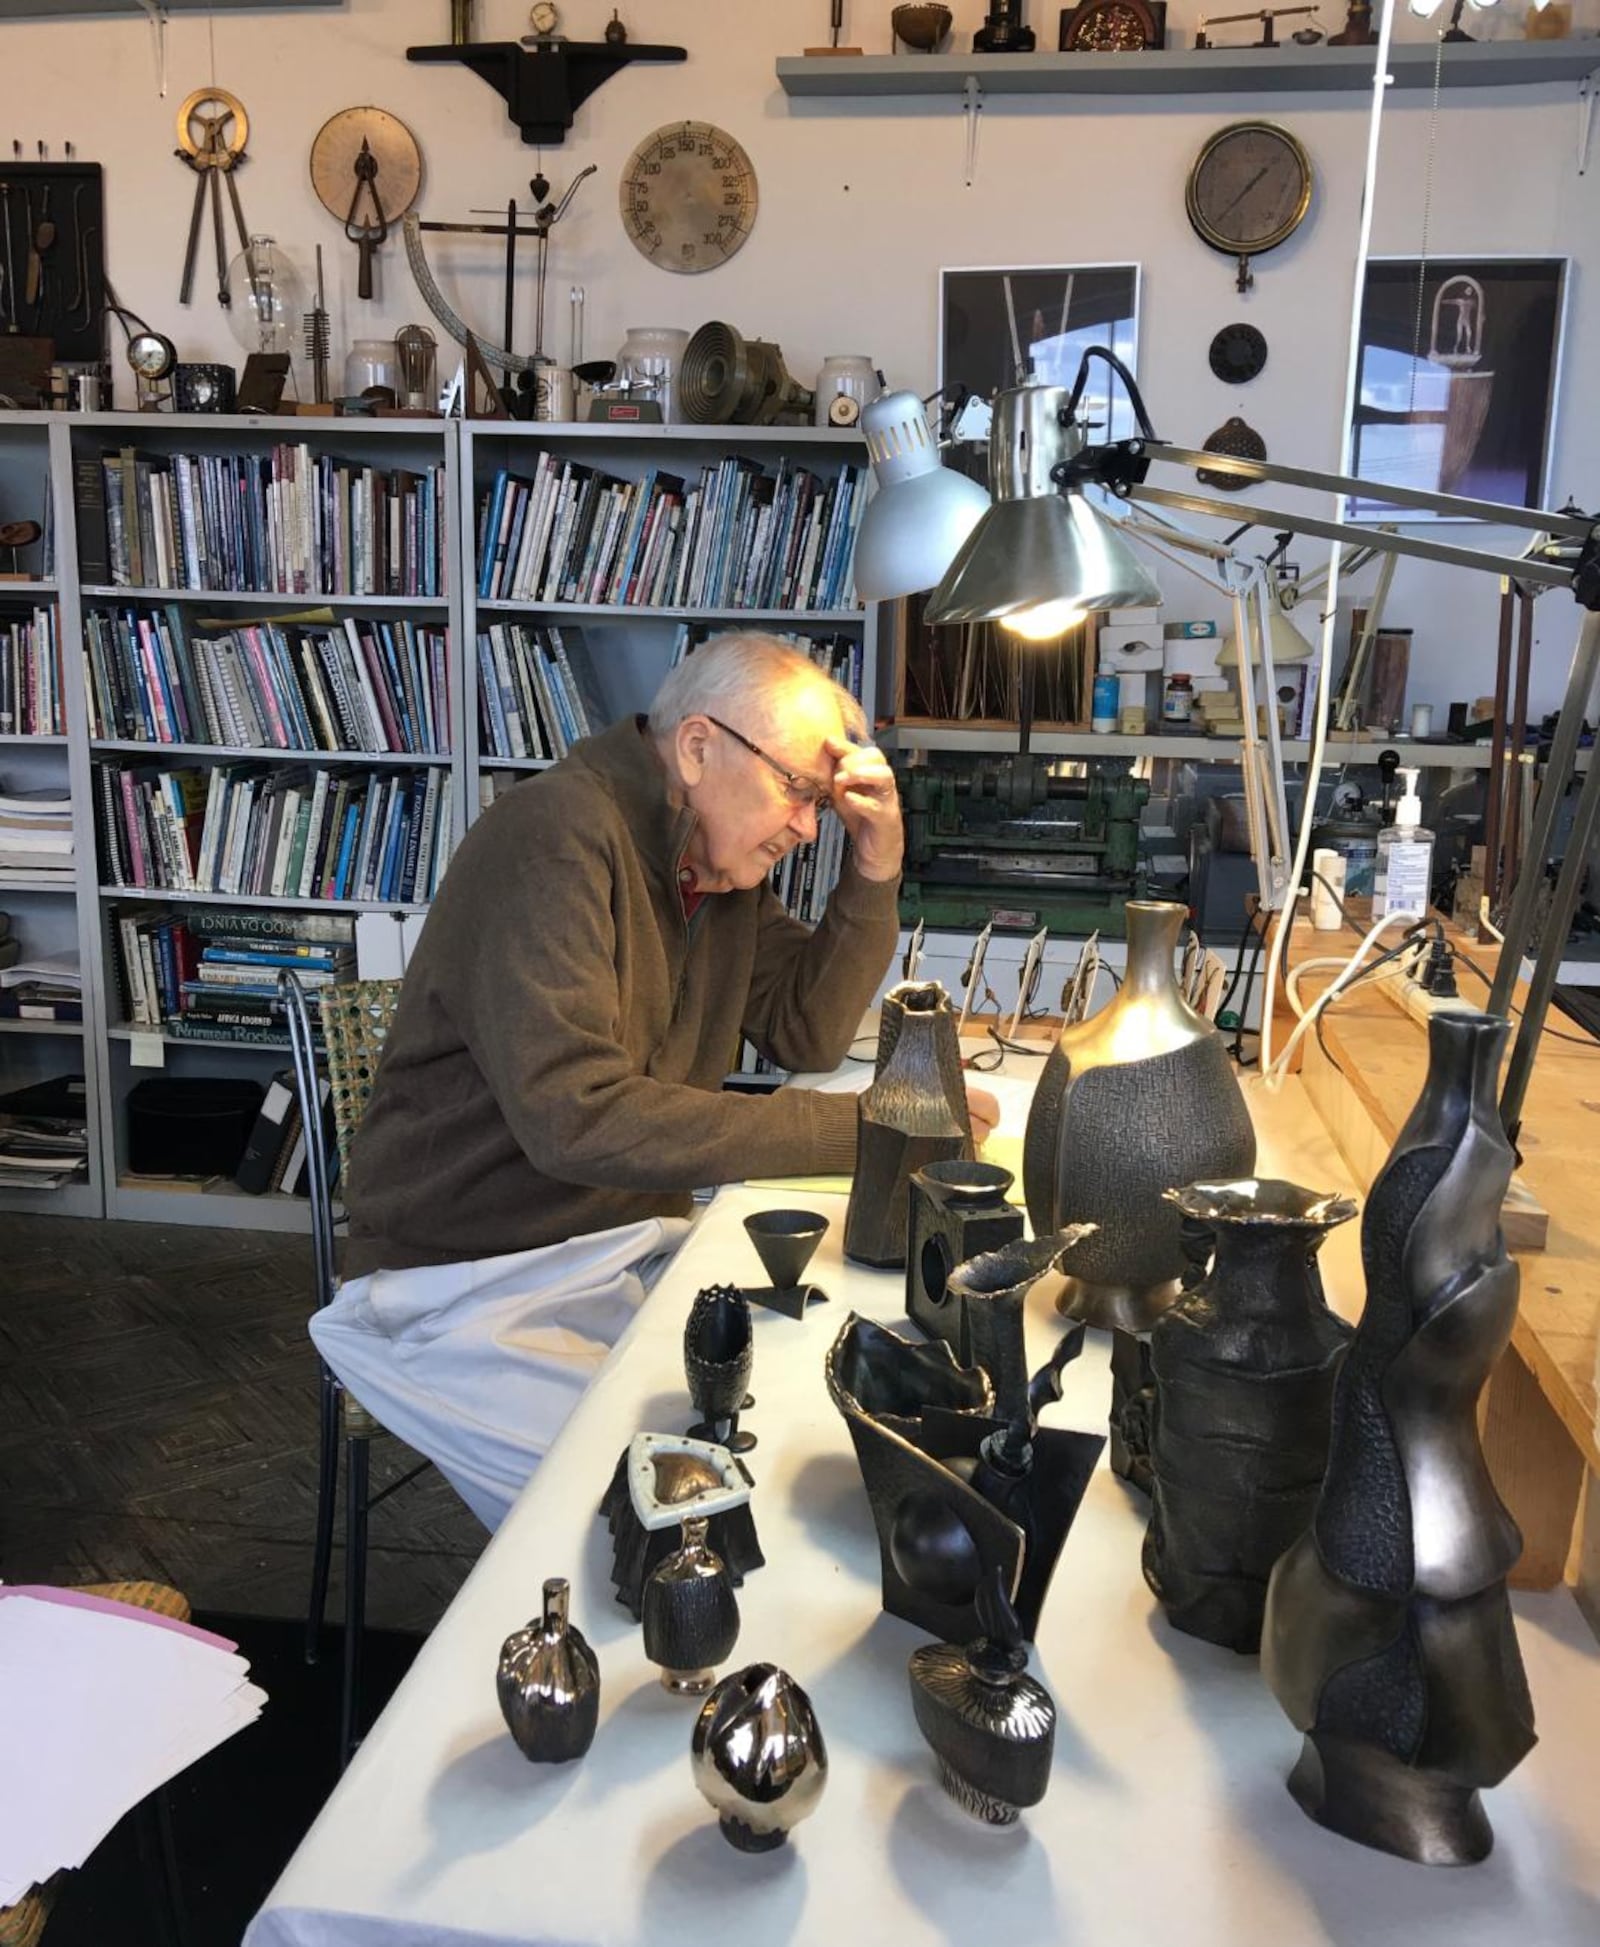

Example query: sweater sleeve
[447,824,865,1193]
[740,857,901,1073]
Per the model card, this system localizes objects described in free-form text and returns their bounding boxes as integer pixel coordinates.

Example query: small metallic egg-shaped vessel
[908,1569,1056,1825]
[496,1577,600,1764]
[691,1662,829,1852]
[642,1514,741,1696]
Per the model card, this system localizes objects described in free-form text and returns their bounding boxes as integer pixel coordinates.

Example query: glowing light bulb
[1001,600,1085,641]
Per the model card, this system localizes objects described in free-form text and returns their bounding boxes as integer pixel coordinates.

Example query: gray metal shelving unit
[776,41,1600,100]
[62,410,461,1232]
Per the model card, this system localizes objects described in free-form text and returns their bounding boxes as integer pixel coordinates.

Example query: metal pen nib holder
[743,1209,829,1319]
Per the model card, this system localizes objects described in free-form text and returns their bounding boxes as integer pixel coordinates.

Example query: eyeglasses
[706,716,833,815]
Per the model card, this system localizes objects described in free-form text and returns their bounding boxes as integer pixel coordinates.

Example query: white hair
[646,632,866,742]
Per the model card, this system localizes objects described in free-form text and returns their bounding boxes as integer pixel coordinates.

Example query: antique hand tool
[27,185,56,324]
[310,107,421,303]
[174,87,252,307]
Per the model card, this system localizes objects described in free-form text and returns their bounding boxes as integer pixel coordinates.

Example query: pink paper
[0,1586,238,1652]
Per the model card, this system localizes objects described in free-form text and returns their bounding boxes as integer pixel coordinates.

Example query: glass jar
[813,354,878,429]
[345,338,401,402]
[615,327,689,422]
[1162,673,1194,726]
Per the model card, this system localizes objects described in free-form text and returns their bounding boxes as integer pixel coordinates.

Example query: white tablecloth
[246,1075,1600,1947]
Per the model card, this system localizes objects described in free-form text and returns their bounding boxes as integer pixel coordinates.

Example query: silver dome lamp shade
[926,385,1161,636]
[852,390,992,602]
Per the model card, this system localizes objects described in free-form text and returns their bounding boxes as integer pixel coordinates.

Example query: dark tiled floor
[0,1212,484,1633]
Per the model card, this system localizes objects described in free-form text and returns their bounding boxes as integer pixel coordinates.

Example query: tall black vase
[1262,1010,1536,1866]
[1021,901,1255,1332]
[1142,1179,1356,1654]
[845,981,972,1269]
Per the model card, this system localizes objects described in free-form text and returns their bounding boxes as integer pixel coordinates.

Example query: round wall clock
[1058,0,1166,50]
[1208,321,1268,384]
[619,121,758,275]
[1186,121,1312,293]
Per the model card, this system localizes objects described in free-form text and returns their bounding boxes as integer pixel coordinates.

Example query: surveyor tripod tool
[174,87,253,307]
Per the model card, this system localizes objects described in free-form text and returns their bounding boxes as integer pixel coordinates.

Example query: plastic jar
[616,327,690,422]
[814,355,878,428]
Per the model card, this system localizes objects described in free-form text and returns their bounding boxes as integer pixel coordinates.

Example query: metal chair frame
[280,970,425,1769]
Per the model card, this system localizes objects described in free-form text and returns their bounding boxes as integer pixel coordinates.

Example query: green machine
[896,755,1150,935]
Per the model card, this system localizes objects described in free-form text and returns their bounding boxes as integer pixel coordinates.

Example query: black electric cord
[1448,945,1600,1051]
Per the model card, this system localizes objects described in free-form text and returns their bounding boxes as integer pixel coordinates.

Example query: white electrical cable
[1258,0,1400,1078]
[1262,910,1420,1088]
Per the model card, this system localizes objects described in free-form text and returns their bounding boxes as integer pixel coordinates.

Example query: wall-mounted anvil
[406,39,687,146]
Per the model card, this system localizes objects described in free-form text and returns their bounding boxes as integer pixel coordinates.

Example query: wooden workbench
[1273,910,1600,1631]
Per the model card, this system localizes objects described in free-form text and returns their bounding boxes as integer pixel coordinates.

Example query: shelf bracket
[406,39,687,146]
[962,75,983,187]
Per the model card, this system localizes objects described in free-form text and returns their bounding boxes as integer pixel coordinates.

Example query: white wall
[0,1,1593,715]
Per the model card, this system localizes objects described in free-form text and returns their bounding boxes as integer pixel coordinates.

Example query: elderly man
[313,632,997,1526]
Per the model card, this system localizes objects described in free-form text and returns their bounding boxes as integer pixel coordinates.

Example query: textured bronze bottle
[845,981,972,1269]
[1021,900,1255,1332]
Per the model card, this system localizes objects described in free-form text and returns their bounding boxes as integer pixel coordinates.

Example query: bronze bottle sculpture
[1262,1011,1536,1865]
[1022,900,1255,1332]
[845,981,972,1269]
[1143,1179,1356,1653]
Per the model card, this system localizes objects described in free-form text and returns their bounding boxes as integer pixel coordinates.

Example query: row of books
[0,608,64,735]
[80,446,447,597]
[0,782,73,877]
[474,454,865,614]
[116,905,354,1046]
[83,606,450,755]
[95,761,454,906]
[476,625,607,762]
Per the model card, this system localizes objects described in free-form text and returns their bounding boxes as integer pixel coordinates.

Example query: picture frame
[939,262,1141,436]
[1347,255,1568,523]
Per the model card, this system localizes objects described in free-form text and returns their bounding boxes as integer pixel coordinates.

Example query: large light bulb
[225,234,308,360]
[1001,600,1086,641]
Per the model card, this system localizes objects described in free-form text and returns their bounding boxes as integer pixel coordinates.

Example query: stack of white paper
[0,1588,267,1909]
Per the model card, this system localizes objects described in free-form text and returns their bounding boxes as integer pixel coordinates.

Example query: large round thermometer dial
[619,121,758,275]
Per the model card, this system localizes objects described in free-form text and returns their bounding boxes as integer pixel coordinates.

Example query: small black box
[127,1076,265,1178]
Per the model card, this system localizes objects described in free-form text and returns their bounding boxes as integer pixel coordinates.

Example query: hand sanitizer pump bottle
[1373,767,1435,920]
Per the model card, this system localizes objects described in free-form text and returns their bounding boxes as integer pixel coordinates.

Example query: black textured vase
[845,981,972,1270]
[1262,1011,1536,1866]
[642,1514,742,1695]
[1142,1179,1356,1654]
[1022,901,1256,1332]
[683,1283,754,1451]
[906,1159,1025,1345]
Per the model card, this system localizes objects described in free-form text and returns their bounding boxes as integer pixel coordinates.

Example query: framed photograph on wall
[1347,255,1568,522]
[939,263,1141,440]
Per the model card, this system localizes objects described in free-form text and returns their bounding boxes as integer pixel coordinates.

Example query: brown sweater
[343,716,899,1276]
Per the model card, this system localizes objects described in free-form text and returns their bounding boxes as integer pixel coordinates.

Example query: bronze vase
[1142,1179,1356,1654]
[844,980,972,1269]
[1262,1011,1535,1866]
[1021,900,1255,1332]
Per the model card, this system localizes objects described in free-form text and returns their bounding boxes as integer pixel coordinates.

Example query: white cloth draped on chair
[309,1215,693,1529]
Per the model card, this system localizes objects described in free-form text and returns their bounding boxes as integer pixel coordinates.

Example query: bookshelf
[0,413,102,1217]
[0,412,883,1229]
[458,420,876,823]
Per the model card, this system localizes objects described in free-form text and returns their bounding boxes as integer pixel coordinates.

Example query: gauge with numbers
[1185,121,1312,293]
[619,121,758,275]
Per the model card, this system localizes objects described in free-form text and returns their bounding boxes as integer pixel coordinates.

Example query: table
[246,1076,1600,1947]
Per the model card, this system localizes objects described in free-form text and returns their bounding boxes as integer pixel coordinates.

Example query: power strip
[1370,949,1484,1031]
